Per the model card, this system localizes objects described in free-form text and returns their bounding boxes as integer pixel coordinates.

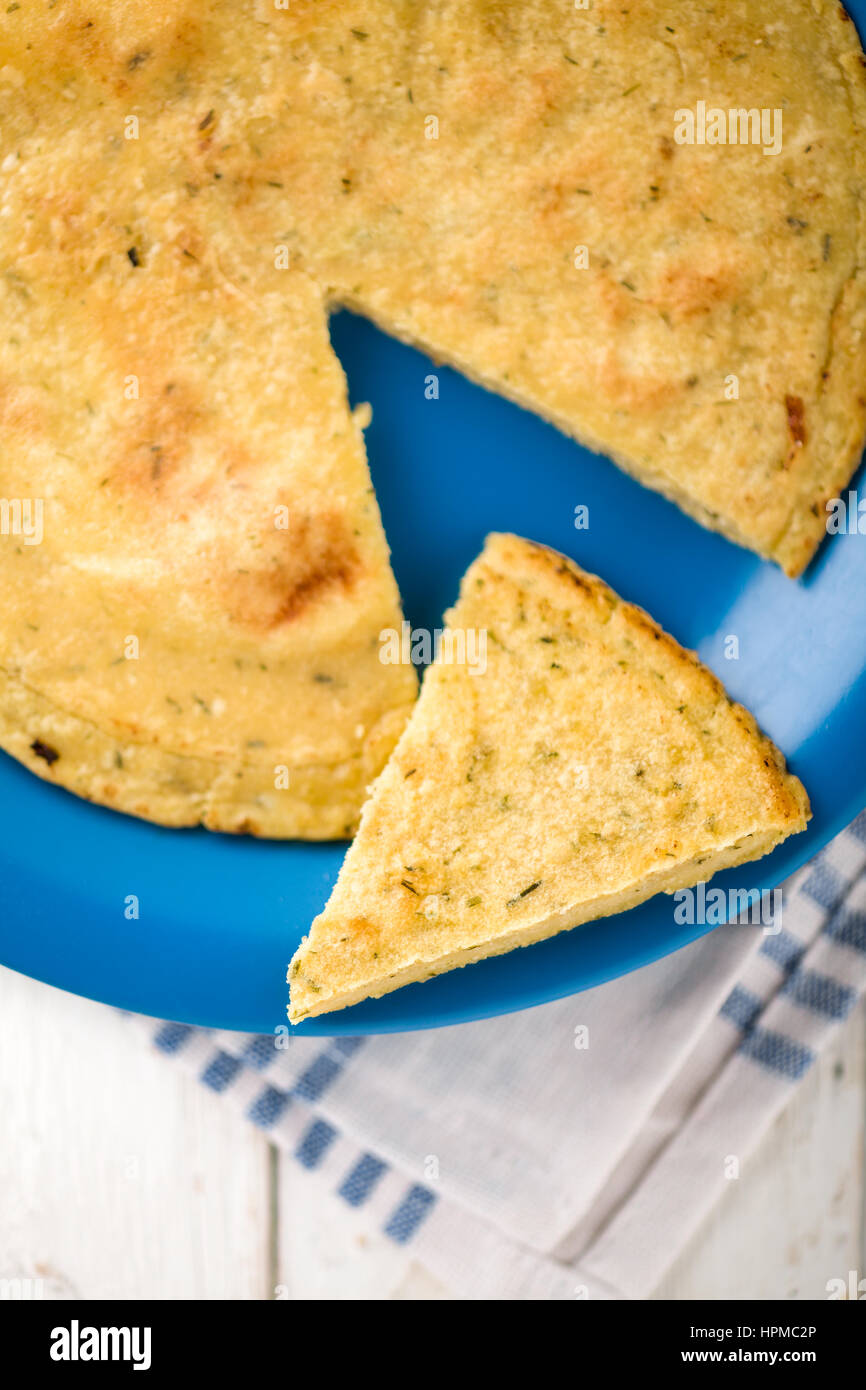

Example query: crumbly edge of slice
[770,38,866,576]
[335,275,866,581]
[0,662,414,839]
[333,295,803,570]
[289,825,791,1020]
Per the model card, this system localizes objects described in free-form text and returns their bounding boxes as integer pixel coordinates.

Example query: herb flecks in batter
[507,880,542,907]
[30,739,59,765]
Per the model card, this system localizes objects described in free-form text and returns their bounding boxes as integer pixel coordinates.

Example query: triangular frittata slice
[0,16,416,838]
[289,534,809,1018]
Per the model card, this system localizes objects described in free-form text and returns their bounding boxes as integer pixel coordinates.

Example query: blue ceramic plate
[3,306,865,1035]
[3,12,866,1034]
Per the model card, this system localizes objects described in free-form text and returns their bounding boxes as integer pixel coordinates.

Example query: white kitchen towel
[130,810,866,1299]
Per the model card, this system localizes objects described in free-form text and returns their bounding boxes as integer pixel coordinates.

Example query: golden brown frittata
[1,0,863,833]
[289,535,809,1020]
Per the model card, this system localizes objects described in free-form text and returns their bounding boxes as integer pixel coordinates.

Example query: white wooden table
[1,963,863,1300]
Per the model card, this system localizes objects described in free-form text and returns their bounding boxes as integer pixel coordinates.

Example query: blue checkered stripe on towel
[152,1022,437,1245]
[719,812,866,1080]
